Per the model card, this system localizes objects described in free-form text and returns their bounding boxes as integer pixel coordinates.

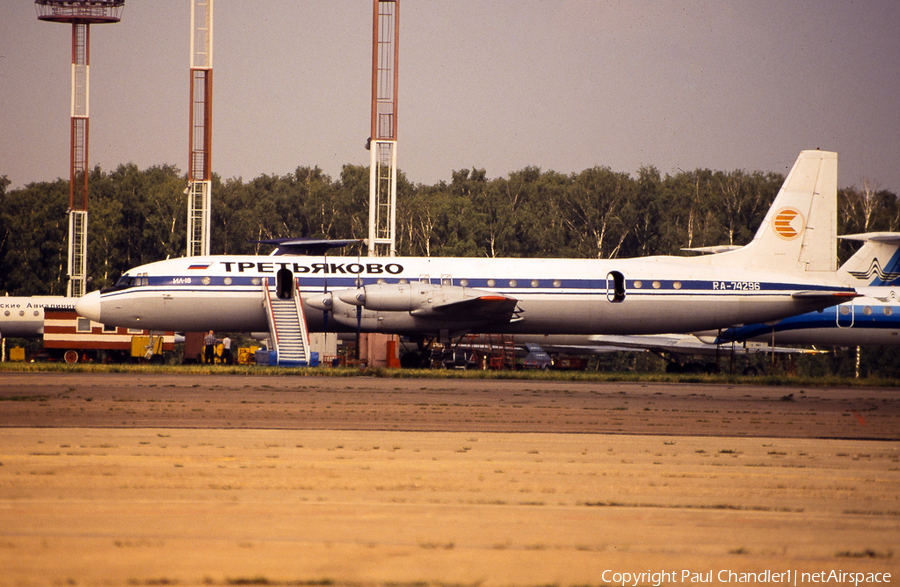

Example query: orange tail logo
[772,207,804,240]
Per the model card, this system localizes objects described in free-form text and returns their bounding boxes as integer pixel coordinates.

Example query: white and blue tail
[838,233,900,287]
[714,150,838,275]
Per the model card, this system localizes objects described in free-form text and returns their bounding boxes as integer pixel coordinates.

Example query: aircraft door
[276,267,293,300]
[606,271,625,303]
[836,303,854,328]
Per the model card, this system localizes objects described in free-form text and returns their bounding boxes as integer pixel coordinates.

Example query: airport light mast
[35,0,124,297]
[187,0,213,257]
[367,0,399,258]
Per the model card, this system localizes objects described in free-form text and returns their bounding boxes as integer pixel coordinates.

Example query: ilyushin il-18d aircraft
[76,150,856,340]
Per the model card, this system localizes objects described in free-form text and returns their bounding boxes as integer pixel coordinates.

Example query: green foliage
[2,161,899,377]
[0,160,888,262]
[0,161,852,289]
[0,176,70,295]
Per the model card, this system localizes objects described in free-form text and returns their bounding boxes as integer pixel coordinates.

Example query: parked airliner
[76,150,856,338]
[0,296,74,338]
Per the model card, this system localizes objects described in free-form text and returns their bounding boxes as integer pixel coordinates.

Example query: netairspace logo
[600,569,892,586]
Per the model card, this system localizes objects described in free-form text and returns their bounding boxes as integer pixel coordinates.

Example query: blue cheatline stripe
[103,286,804,301]
[126,275,850,294]
[722,305,900,341]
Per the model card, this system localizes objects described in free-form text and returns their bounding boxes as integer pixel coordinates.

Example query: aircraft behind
[719,233,900,346]
[0,296,75,338]
[76,150,856,341]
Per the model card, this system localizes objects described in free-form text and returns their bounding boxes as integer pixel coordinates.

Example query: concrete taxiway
[0,373,897,586]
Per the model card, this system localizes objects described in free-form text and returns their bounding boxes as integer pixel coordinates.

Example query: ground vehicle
[40,308,175,363]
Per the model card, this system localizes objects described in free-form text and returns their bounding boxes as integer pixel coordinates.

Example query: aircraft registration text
[713,281,761,291]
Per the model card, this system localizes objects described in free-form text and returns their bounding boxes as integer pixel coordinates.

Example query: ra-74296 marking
[712,281,761,290]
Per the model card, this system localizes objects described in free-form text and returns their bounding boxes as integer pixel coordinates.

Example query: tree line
[2,162,899,377]
[3,162,898,295]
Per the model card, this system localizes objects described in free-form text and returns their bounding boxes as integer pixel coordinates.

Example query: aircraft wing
[583,334,696,353]
[413,294,519,321]
[336,283,520,326]
[517,334,825,357]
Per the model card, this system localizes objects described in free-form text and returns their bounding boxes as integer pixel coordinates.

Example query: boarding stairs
[263,277,313,366]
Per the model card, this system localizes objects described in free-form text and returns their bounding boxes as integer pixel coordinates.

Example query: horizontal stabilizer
[682,245,742,255]
[252,237,365,256]
[840,232,900,244]
[791,290,858,300]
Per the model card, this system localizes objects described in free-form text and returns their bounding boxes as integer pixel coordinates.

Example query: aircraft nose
[75,290,102,322]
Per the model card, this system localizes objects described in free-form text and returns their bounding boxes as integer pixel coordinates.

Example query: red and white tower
[36,0,124,297]
[368,0,399,257]
[188,0,213,257]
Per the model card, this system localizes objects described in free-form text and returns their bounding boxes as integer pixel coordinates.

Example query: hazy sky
[2,1,899,195]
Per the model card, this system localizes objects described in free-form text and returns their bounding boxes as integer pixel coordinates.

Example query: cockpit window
[102,274,136,294]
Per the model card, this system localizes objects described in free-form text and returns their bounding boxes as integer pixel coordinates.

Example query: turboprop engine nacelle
[337,282,489,314]
[305,293,334,312]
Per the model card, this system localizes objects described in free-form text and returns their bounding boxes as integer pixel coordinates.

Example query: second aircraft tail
[837,233,900,287]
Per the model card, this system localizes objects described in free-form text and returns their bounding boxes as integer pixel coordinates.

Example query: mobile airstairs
[262,276,317,366]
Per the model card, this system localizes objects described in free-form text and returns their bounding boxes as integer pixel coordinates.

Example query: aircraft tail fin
[718,150,838,274]
[837,233,900,286]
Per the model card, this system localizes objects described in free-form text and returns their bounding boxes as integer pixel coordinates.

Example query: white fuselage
[0,296,75,338]
[76,253,854,337]
[722,289,900,346]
